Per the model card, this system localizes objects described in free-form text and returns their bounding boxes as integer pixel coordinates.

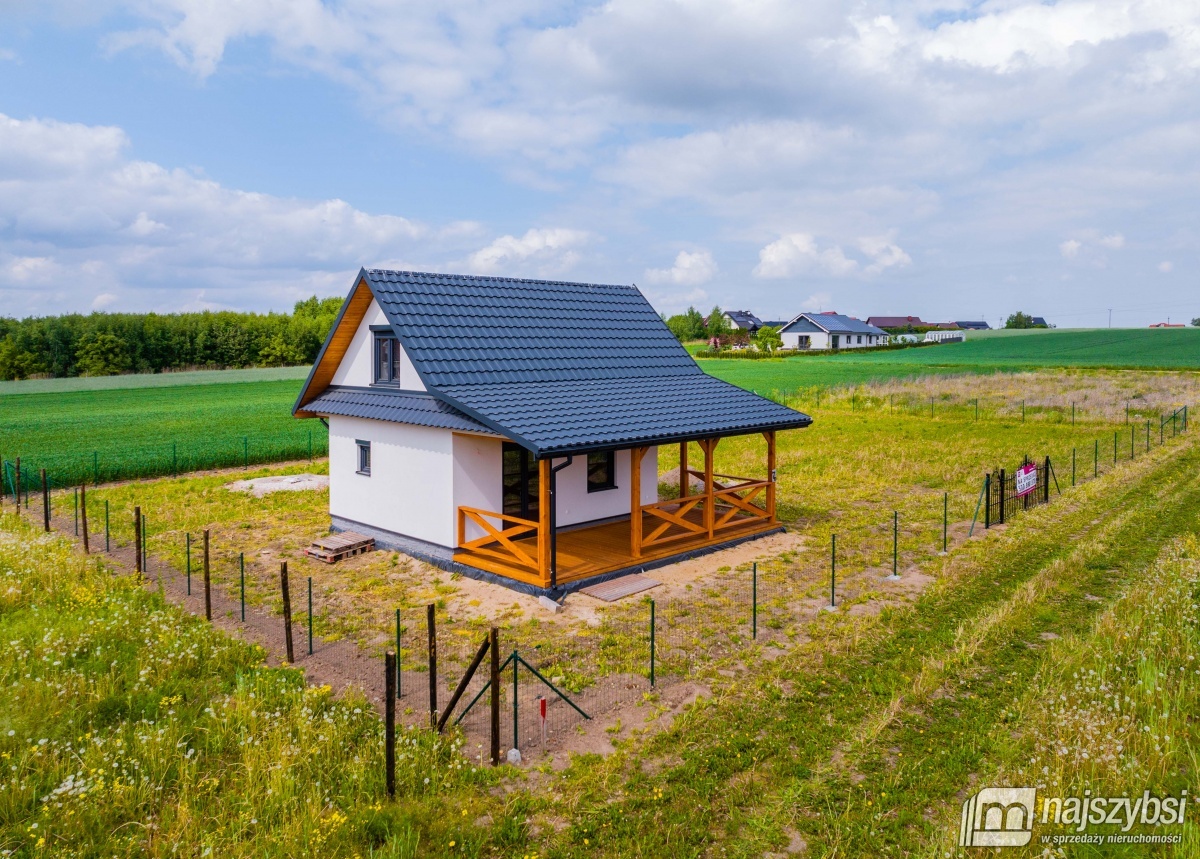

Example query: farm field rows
[3,369,1199,855]
[700,327,1200,392]
[0,379,325,489]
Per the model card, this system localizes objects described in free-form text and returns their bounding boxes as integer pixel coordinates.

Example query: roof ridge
[365,269,637,292]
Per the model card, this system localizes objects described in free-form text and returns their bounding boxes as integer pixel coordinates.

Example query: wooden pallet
[304,531,375,564]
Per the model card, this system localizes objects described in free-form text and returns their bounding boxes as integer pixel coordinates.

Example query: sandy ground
[225,473,329,496]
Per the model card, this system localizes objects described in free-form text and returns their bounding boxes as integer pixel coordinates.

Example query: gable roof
[955,321,990,330]
[724,310,764,330]
[295,270,811,456]
[782,313,885,336]
[866,315,928,328]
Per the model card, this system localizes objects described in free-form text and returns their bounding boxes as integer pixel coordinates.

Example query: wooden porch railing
[640,494,709,549]
[712,479,772,530]
[457,506,541,574]
[638,472,771,551]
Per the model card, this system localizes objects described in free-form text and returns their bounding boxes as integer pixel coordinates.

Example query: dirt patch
[225,474,329,496]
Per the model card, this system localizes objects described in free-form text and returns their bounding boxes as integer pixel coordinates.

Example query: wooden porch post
[630,446,645,558]
[679,441,689,499]
[538,458,552,587]
[764,430,777,523]
[703,438,717,539]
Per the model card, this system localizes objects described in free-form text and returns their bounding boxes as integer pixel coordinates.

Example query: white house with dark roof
[778,313,888,350]
[294,270,812,595]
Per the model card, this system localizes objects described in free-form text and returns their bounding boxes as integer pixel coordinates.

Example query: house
[866,315,929,330]
[955,321,990,330]
[778,312,888,350]
[1149,322,1185,328]
[1030,317,1050,327]
[293,270,813,595]
[722,310,765,333]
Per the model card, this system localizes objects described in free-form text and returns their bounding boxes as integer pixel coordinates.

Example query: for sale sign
[1014,463,1038,497]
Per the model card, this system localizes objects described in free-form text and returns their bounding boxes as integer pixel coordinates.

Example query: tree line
[0,296,343,380]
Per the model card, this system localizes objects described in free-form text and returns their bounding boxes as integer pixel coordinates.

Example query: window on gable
[374,333,402,385]
[587,450,616,492]
[356,440,371,475]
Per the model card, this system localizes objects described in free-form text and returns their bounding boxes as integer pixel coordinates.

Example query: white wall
[782,330,829,350]
[330,298,425,390]
[329,416,454,547]
[553,447,658,528]
[452,434,504,541]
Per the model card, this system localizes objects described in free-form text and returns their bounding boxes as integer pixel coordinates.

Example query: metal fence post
[104,500,109,552]
[1113,431,1118,465]
[73,487,79,536]
[830,534,837,609]
[395,608,403,698]
[1022,400,1026,421]
[1094,439,1099,477]
[427,604,438,729]
[307,577,314,656]
[489,629,500,765]
[203,530,212,622]
[942,492,948,554]
[649,599,656,686]
[512,648,520,753]
[1070,402,1074,425]
[984,473,991,529]
[751,563,757,639]
[185,533,191,595]
[239,552,245,621]
[1072,447,1076,486]
[998,468,1006,525]
[384,651,396,799]
[134,506,142,575]
[892,511,898,577]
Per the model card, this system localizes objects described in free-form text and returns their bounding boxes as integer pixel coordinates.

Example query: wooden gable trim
[294,277,375,416]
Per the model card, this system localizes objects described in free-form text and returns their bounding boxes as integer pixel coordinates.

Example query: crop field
[701,327,1200,392]
[0,377,325,491]
[4,364,1199,856]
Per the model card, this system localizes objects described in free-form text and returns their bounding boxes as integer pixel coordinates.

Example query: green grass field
[701,328,1200,392]
[0,379,324,490]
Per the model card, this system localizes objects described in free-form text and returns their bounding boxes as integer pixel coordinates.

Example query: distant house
[1149,322,1185,328]
[293,269,812,595]
[867,315,929,330]
[779,312,888,350]
[722,310,765,333]
[1030,317,1050,327]
[955,321,990,330]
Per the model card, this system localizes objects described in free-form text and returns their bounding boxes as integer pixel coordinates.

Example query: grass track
[533,433,1200,857]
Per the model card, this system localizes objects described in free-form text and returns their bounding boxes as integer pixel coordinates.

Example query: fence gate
[984,456,1053,528]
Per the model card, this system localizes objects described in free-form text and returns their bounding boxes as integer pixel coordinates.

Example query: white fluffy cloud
[0,112,491,312]
[753,233,908,279]
[464,228,590,277]
[643,250,717,286]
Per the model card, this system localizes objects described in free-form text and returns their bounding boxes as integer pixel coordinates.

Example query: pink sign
[1014,463,1038,497]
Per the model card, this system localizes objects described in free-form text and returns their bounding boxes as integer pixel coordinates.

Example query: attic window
[587,451,616,493]
[373,333,403,385]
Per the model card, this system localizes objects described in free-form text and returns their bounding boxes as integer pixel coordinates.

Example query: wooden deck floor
[453,506,775,586]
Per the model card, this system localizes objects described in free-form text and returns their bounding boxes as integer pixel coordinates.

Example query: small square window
[356,440,371,476]
[587,450,616,492]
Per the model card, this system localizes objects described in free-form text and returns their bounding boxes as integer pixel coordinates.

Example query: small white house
[777,313,888,350]
[294,270,812,594]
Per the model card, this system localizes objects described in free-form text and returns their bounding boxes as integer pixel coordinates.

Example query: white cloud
[644,249,717,286]
[1100,233,1125,249]
[0,112,515,313]
[754,234,857,279]
[1158,261,1173,273]
[858,234,911,274]
[463,227,590,276]
[92,292,118,309]
[1060,239,1082,259]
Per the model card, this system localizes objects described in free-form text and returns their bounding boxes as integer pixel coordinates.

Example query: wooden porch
[453,432,778,589]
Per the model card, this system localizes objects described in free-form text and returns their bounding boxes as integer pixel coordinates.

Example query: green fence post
[1022,400,1026,421]
[649,599,656,686]
[942,492,948,554]
[930,397,934,418]
[1113,431,1118,465]
[73,488,79,536]
[1126,401,1129,423]
[173,442,177,478]
[1094,439,1099,477]
[752,562,758,639]
[307,577,314,656]
[890,511,899,578]
[186,533,192,596]
[512,649,519,752]
[1131,424,1135,459]
[142,514,148,573]
[104,500,110,552]
[395,608,403,699]
[974,399,978,421]
[829,534,837,609]
[1146,420,1150,452]
[1071,402,1074,425]
[1072,447,1076,486]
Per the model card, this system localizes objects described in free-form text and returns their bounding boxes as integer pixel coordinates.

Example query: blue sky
[1,1,1197,327]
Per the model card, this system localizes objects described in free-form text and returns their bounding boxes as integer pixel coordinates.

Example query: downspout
[548,456,574,591]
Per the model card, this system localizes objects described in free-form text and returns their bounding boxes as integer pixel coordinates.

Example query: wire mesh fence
[1,427,327,496]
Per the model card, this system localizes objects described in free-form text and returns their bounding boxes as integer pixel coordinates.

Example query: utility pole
[1108,308,1112,328]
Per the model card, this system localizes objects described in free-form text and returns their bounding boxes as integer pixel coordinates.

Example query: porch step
[304,531,375,564]
[578,573,660,602]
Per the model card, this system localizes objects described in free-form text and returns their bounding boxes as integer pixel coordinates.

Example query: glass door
[502,443,539,522]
